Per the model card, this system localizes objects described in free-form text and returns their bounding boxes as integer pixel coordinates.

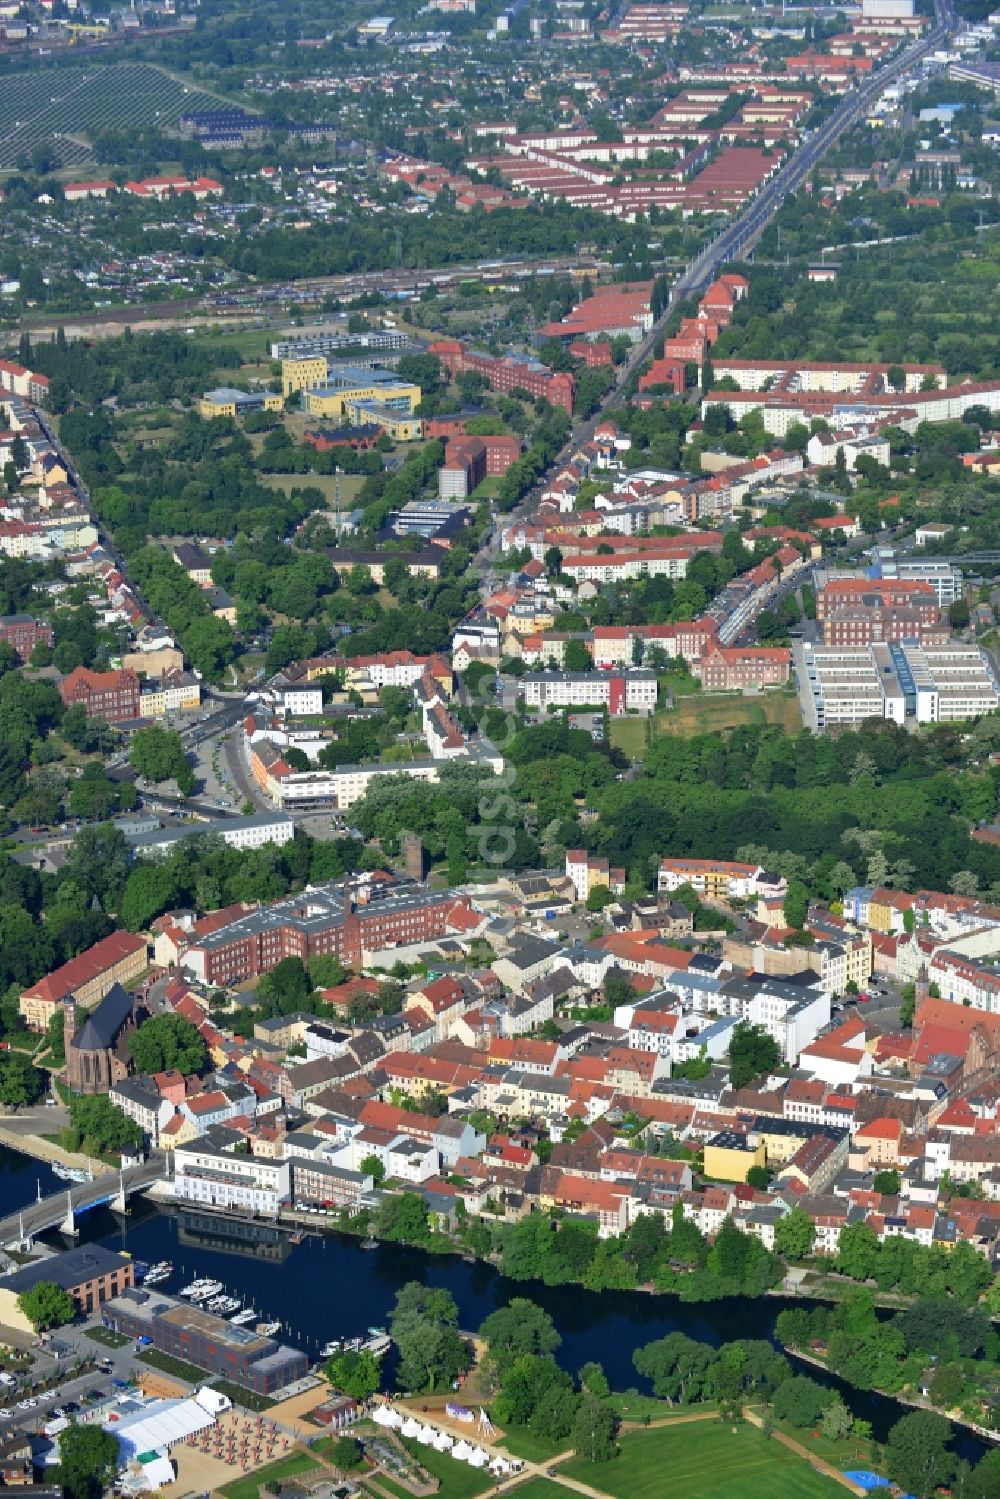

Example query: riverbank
[786,1346,1000,1447]
[0,1116,104,1180]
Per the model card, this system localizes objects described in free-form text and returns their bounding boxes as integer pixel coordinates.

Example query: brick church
[64,985,145,1095]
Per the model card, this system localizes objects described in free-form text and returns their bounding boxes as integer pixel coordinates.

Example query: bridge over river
[0,1159,163,1249]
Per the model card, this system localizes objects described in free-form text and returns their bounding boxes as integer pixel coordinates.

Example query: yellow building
[752,1123,810,1169]
[343,399,422,440]
[866,895,896,934]
[281,356,328,398]
[19,931,148,1032]
[198,388,283,420]
[703,1132,766,1183]
[303,374,421,418]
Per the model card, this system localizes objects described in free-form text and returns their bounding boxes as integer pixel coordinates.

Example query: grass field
[655,691,801,738]
[496,1426,562,1463]
[504,1481,565,1499]
[218,1452,321,1499]
[561,1422,842,1499]
[609,717,647,758]
[608,1392,707,1424]
[261,472,368,505]
[773,1418,881,1476]
[399,1439,494,1499]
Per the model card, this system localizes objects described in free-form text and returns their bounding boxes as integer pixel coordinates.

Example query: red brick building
[429,339,575,414]
[59,665,140,722]
[697,646,791,691]
[822,605,947,647]
[570,340,613,367]
[0,613,53,662]
[816,579,938,621]
[183,878,479,986]
[439,438,487,500]
[639,357,687,395]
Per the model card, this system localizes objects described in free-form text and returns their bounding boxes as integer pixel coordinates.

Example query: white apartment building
[722,975,831,1062]
[273,685,323,716]
[109,1079,175,1146]
[657,858,785,902]
[125,812,295,859]
[796,640,999,731]
[523,668,657,715]
[927,950,1000,1013]
[345,652,436,689]
[386,1136,439,1184]
[562,552,691,584]
[172,1142,291,1215]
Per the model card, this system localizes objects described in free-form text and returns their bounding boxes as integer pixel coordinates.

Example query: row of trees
[776,1284,1000,1423]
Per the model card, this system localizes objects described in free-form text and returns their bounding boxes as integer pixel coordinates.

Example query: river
[0,1145,988,1461]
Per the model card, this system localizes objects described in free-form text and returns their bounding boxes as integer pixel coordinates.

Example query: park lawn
[261,472,368,505]
[772,1418,881,1477]
[503,1481,566,1499]
[497,1425,564,1462]
[656,690,801,739]
[189,324,273,362]
[219,1452,321,1499]
[561,1421,842,1499]
[606,1392,716,1424]
[400,1439,494,1499]
[609,717,646,759]
[657,669,701,697]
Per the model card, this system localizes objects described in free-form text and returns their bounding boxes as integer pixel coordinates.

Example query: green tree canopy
[885,1411,954,1499]
[323,1347,381,1401]
[479,1299,561,1374]
[127,1013,207,1076]
[18,1280,74,1330]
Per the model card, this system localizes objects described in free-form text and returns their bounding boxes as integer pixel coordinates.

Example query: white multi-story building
[273,685,323,717]
[386,1136,439,1184]
[523,668,657,715]
[172,1141,291,1215]
[561,550,692,584]
[658,858,785,902]
[125,812,296,859]
[721,975,830,1063]
[109,1078,175,1146]
[796,640,999,731]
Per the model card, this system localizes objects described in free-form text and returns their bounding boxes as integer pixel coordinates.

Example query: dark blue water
[0,1145,64,1213]
[0,1144,988,1462]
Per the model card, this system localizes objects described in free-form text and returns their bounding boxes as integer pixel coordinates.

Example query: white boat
[182,1279,223,1301]
[212,1298,241,1317]
[52,1165,88,1184]
[230,1309,257,1327]
[256,1321,281,1337]
[319,1341,342,1358]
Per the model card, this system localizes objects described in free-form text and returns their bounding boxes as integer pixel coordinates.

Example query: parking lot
[567,712,606,743]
